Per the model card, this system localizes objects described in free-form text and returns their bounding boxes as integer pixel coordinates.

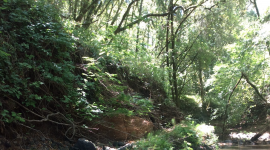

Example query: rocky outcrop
[93,114,153,140]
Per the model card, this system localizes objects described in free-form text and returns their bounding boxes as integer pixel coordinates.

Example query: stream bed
[221,144,270,149]
[218,132,270,149]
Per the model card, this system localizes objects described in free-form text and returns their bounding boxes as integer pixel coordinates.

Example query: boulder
[94,114,153,140]
[73,138,96,150]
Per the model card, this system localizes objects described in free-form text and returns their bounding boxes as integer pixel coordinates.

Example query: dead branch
[16,122,48,139]
[6,96,77,140]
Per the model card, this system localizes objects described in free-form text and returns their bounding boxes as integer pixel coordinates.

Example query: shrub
[0,0,93,123]
[134,121,218,149]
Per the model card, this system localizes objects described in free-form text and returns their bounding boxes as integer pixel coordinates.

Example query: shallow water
[221,145,270,149]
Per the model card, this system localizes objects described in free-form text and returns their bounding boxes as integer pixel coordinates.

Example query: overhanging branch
[242,72,267,103]
[114,0,139,34]
[114,4,185,34]
[222,73,243,139]
[114,1,209,35]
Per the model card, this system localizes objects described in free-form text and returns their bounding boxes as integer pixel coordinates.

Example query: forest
[0,0,270,149]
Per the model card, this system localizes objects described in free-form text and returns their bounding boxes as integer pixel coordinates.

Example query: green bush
[177,96,200,114]
[134,121,218,150]
[0,0,95,122]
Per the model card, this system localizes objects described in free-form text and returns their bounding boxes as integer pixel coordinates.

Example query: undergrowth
[0,0,156,131]
[134,121,218,150]
[0,1,207,149]
[0,0,84,122]
[0,0,118,139]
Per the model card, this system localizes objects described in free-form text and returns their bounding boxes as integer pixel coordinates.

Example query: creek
[221,144,270,149]
[217,132,270,149]
[211,121,270,150]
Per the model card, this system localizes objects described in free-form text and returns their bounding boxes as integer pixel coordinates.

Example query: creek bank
[0,121,219,150]
[217,130,270,149]
[91,114,153,141]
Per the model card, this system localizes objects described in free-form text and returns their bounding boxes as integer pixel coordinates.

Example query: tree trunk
[253,0,260,18]
[136,0,143,52]
[165,11,174,101]
[110,0,124,26]
[73,0,78,20]
[170,0,178,106]
[69,0,72,15]
[199,67,206,111]
[82,0,102,29]
[114,0,139,34]
[75,1,90,22]
[266,41,270,55]
[222,74,243,140]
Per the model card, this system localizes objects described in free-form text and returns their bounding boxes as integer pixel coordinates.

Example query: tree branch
[222,73,243,140]
[113,1,207,34]
[179,52,198,73]
[176,30,202,69]
[75,0,99,22]
[114,4,185,34]
[250,0,260,18]
[242,72,267,103]
[174,1,208,35]
[114,0,139,34]
[174,7,197,35]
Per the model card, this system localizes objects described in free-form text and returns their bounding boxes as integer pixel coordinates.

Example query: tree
[47,0,270,121]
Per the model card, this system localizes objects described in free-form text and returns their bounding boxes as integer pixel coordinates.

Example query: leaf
[62,96,71,103]
[18,117,25,122]
[0,7,8,10]
[11,111,16,117]
[1,110,9,117]
[15,91,21,99]
[0,49,10,57]
[19,62,32,69]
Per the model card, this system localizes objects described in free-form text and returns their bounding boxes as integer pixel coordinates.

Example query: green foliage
[136,132,174,149]
[1,0,267,134]
[98,92,155,116]
[177,96,200,114]
[0,0,97,122]
[40,0,265,125]
[130,94,155,115]
[0,109,25,123]
[206,17,270,125]
[135,121,218,149]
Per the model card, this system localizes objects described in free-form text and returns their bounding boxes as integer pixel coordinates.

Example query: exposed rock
[73,138,96,150]
[94,114,153,140]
